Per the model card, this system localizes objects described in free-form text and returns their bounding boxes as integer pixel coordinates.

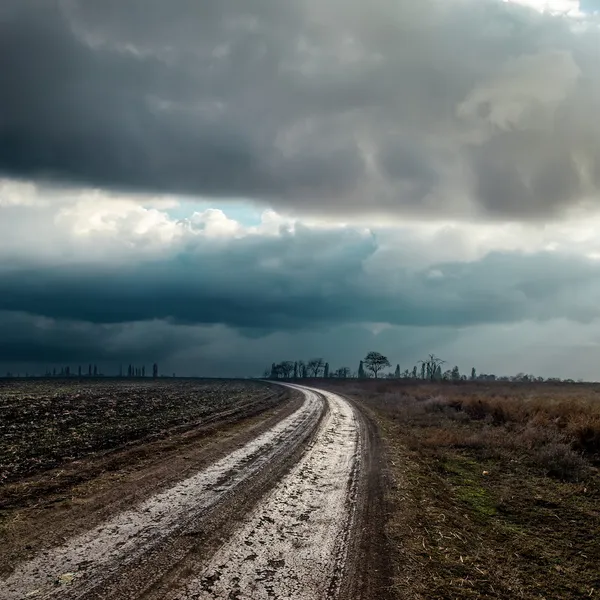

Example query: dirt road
[1,384,382,600]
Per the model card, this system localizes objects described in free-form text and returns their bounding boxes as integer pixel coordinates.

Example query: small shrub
[533,442,589,481]
[568,417,600,456]
[461,399,489,420]
[422,396,448,413]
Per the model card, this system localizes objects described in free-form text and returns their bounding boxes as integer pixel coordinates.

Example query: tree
[451,366,460,381]
[270,362,277,378]
[307,358,325,377]
[298,360,306,378]
[412,365,418,379]
[363,351,391,379]
[335,367,351,378]
[420,354,445,381]
[153,363,158,378]
[78,365,82,377]
[93,364,98,376]
[128,364,132,377]
[324,362,329,378]
[293,362,298,379]
[279,361,295,379]
[88,364,92,376]
[394,364,401,378]
[358,360,366,379]
[142,366,145,377]
[471,367,477,381]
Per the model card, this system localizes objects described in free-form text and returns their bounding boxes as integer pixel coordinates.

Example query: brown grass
[323,380,600,599]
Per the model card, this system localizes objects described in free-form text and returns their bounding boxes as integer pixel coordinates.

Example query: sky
[1,0,600,379]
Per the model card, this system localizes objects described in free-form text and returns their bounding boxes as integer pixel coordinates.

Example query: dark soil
[0,379,299,575]
[0,378,280,484]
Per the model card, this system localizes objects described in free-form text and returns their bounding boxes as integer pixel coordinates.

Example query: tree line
[5,363,160,379]
[264,352,569,383]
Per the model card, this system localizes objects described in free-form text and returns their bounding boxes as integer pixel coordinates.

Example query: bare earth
[0,383,386,600]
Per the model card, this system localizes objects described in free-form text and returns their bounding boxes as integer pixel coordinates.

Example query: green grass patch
[441,456,497,519]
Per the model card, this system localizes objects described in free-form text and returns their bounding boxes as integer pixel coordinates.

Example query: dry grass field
[323,380,600,599]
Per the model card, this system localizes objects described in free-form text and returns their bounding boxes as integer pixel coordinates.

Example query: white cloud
[5,178,600,271]
[503,0,582,16]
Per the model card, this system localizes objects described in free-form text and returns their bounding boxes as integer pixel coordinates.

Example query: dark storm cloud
[1,225,599,332]
[0,311,199,364]
[1,0,599,220]
[0,0,362,200]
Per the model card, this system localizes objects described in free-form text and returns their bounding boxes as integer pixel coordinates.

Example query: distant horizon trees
[363,351,391,378]
[6,361,161,379]
[263,351,551,383]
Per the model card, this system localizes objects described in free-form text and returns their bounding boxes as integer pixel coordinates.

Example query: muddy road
[1,384,387,600]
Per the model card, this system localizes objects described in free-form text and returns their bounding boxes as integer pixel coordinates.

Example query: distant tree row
[42,364,100,377]
[263,352,570,383]
[4,362,161,379]
[265,352,394,380]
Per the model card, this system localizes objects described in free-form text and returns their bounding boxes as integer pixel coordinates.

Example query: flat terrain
[0,380,382,600]
[0,378,282,484]
[2,377,598,599]
[322,379,600,600]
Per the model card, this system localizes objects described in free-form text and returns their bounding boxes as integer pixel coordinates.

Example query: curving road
[1,384,362,600]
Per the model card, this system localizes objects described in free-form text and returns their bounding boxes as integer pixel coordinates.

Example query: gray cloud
[0,310,202,366]
[3,309,600,381]
[1,220,599,332]
[1,0,599,220]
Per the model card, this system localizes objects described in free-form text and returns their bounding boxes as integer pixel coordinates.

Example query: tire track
[169,385,361,600]
[0,388,323,600]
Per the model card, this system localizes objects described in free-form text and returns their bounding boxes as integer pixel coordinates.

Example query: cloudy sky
[2,0,600,379]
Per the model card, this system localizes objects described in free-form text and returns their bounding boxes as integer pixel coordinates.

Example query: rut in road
[167,386,361,600]
[0,387,322,600]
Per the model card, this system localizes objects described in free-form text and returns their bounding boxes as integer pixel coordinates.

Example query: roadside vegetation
[325,379,600,599]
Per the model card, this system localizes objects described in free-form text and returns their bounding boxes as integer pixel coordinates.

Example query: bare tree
[363,351,391,379]
[335,367,351,378]
[279,361,295,379]
[420,354,445,381]
[307,358,325,377]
